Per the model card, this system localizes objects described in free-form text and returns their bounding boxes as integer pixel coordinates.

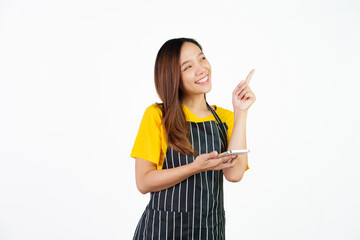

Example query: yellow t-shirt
[131,103,250,171]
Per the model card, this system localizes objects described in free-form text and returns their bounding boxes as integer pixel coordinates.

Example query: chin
[204,83,212,93]
[204,88,212,94]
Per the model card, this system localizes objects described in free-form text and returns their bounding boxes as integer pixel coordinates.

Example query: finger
[237,80,254,95]
[211,157,233,169]
[217,155,236,163]
[238,88,249,99]
[228,159,237,167]
[235,84,246,95]
[233,80,245,94]
[224,155,238,164]
[243,91,252,99]
[245,69,255,85]
[245,89,256,99]
[235,82,248,95]
[242,92,251,100]
[211,151,218,157]
[207,151,218,159]
[199,151,218,162]
[221,159,237,169]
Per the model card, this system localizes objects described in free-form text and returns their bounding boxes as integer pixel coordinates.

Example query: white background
[1,0,359,239]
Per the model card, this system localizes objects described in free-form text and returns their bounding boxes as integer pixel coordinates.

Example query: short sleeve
[216,106,250,171]
[130,104,164,167]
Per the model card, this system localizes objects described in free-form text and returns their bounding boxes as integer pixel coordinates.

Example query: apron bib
[133,104,228,240]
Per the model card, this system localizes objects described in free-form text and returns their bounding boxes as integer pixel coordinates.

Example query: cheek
[205,62,211,72]
[181,72,193,86]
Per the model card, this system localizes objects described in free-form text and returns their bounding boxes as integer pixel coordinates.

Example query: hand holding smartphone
[215,149,250,158]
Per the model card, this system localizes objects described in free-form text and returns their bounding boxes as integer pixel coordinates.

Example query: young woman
[130,38,256,239]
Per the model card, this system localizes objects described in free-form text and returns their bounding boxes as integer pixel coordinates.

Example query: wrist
[234,110,247,119]
[189,161,200,174]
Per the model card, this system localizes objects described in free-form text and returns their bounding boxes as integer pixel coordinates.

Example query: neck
[181,94,208,112]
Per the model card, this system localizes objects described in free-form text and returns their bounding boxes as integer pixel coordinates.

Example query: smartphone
[215,149,250,158]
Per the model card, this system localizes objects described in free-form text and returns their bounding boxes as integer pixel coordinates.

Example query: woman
[131,38,256,239]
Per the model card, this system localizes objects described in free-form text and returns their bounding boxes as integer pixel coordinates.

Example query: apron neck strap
[206,102,228,151]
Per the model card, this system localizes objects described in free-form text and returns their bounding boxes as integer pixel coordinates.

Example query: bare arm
[223,111,248,182]
[223,69,256,182]
[135,151,237,194]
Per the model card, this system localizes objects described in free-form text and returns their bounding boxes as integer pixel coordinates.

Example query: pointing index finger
[245,69,255,84]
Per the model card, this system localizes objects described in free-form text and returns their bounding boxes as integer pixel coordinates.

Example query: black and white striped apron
[133,104,229,240]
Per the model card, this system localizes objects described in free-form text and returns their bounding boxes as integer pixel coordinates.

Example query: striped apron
[133,104,228,240]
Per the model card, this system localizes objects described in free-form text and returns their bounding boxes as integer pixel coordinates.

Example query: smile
[195,75,209,85]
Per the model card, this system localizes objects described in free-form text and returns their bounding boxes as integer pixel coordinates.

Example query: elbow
[136,181,150,195]
[135,169,158,194]
[224,173,244,183]
[137,187,148,195]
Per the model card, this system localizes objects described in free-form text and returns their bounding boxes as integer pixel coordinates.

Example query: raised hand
[232,69,256,112]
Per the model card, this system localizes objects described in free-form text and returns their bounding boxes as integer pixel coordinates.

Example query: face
[179,42,212,97]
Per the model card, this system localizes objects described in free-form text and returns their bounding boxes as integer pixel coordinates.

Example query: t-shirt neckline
[182,104,218,122]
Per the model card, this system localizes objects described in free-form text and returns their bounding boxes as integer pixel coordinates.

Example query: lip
[195,75,209,84]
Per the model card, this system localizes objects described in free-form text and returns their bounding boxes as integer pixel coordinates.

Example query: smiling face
[179,42,212,98]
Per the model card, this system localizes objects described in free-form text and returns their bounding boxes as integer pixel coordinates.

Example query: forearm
[223,110,249,182]
[136,150,236,193]
[136,161,198,194]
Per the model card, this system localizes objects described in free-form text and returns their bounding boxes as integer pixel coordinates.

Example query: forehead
[180,42,202,63]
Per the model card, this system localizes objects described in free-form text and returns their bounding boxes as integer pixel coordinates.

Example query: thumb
[206,151,218,159]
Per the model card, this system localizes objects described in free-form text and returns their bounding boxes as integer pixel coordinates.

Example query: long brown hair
[154,38,203,156]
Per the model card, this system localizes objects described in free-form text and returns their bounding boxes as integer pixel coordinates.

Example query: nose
[195,62,206,76]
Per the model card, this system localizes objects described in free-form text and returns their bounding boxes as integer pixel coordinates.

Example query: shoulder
[144,103,163,116]
[141,103,163,125]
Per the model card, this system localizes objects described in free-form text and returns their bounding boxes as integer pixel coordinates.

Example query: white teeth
[196,76,208,84]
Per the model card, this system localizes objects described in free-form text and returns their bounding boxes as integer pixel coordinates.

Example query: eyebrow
[181,52,204,67]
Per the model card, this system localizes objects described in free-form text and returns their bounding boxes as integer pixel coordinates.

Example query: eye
[184,65,192,71]
[200,56,206,61]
